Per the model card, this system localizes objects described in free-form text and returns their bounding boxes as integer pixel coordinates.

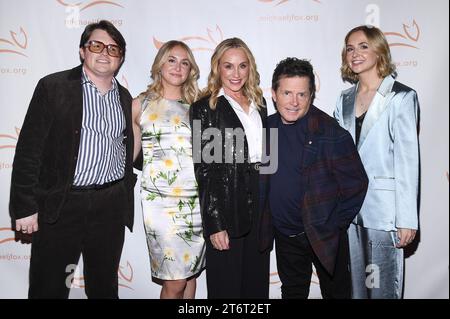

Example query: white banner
[0,0,448,299]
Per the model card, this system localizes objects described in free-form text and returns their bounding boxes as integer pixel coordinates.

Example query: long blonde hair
[202,37,263,110]
[140,40,200,104]
[340,25,396,84]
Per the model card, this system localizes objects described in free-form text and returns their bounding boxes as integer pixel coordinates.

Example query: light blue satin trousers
[348,223,404,299]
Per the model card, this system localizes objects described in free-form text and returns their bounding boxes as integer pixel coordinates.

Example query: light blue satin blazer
[334,75,420,231]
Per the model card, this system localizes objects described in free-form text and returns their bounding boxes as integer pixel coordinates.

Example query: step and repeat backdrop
[0,0,448,299]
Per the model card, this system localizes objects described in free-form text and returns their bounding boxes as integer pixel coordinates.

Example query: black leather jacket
[190,95,267,239]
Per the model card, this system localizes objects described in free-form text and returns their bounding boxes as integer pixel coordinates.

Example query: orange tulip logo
[153,25,224,52]
[0,127,20,150]
[0,27,28,57]
[118,261,134,289]
[56,0,124,11]
[0,227,15,245]
[270,271,280,284]
[258,0,322,6]
[70,260,134,290]
[385,20,420,49]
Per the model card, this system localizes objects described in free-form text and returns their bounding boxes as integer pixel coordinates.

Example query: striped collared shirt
[72,68,126,186]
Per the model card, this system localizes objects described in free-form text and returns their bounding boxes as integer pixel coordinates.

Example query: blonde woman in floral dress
[132,41,205,299]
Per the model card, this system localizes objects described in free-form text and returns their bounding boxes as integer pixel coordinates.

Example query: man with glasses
[261,58,368,298]
[10,20,136,298]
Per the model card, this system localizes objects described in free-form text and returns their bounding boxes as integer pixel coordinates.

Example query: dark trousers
[274,228,351,299]
[205,165,270,299]
[28,181,127,299]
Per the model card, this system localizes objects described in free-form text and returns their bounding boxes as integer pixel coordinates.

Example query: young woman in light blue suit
[334,25,420,299]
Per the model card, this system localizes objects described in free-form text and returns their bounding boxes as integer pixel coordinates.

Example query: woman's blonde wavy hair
[340,25,397,84]
[202,37,264,110]
[140,40,200,104]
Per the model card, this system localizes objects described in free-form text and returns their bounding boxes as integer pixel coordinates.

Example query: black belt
[71,178,123,191]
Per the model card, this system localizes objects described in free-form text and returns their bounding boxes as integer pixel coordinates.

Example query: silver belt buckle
[289,231,305,238]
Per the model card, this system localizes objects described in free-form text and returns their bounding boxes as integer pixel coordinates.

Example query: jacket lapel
[357,75,396,150]
[66,66,84,128]
[118,84,133,170]
[64,66,84,179]
[217,96,248,162]
[302,107,320,169]
[342,85,356,140]
[218,95,245,130]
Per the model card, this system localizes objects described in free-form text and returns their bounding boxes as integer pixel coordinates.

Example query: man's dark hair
[272,57,316,105]
[79,20,126,64]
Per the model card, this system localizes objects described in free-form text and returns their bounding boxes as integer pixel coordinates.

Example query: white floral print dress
[139,95,205,280]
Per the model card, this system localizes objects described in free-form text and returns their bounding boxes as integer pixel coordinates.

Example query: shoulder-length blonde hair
[340,25,397,84]
[202,37,264,110]
[140,40,200,104]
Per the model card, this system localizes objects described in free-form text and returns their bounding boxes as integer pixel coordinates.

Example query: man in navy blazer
[261,58,368,298]
[9,21,136,298]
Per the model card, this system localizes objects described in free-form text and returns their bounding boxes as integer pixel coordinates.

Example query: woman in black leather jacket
[190,37,270,298]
